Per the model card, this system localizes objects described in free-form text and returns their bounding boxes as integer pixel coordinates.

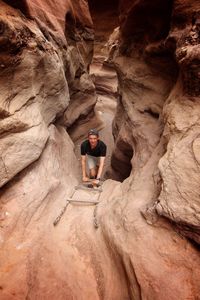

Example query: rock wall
[109,0,200,245]
[100,0,200,298]
[0,0,200,299]
[0,1,99,298]
[0,0,95,188]
[156,0,200,244]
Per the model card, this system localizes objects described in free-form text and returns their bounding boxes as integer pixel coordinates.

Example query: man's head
[88,129,99,147]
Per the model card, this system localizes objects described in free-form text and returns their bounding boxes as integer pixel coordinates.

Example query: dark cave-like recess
[3,0,30,17]
[111,140,134,182]
[88,0,119,12]
[121,0,174,43]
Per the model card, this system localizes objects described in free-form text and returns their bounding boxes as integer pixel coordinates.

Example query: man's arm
[96,156,106,180]
[81,155,89,182]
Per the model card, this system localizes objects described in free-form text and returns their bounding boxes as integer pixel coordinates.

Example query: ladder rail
[53,183,103,227]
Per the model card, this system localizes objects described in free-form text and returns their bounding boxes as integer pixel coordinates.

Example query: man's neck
[91,143,97,149]
[90,140,98,149]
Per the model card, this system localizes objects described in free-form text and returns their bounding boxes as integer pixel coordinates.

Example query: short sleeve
[100,143,107,157]
[81,142,86,155]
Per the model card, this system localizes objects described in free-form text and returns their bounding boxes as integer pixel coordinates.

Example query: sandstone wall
[99,0,200,298]
[0,1,98,298]
[0,0,95,188]
[109,0,200,245]
[0,0,200,299]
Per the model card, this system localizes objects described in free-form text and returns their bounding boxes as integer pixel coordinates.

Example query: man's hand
[92,179,100,186]
[82,176,89,182]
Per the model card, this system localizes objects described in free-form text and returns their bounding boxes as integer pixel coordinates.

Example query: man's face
[88,134,98,147]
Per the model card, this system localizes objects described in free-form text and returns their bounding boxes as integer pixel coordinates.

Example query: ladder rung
[67,198,99,204]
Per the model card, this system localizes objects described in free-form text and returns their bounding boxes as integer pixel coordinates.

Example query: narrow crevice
[68,0,120,180]
[107,139,134,182]
[88,0,119,58]
[143,109,160,119]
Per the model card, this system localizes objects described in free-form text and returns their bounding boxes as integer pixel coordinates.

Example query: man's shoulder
[81,140,89,147]
[99,140,107,147]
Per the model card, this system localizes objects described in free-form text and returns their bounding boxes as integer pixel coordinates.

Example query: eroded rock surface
[103,0,200,298]
[0,0,96,187]
[156,0,200,243]
[0,0,200,299]
[109,0,200,245]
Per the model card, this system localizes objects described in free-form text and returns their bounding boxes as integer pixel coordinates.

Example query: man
[81,129,107,186]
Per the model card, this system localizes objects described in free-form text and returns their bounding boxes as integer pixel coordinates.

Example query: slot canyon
[0,0,200,299]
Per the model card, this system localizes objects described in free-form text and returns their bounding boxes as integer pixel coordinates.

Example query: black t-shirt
[81,140,107,157]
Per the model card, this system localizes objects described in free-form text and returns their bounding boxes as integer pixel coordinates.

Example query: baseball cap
[88,129,99,137]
